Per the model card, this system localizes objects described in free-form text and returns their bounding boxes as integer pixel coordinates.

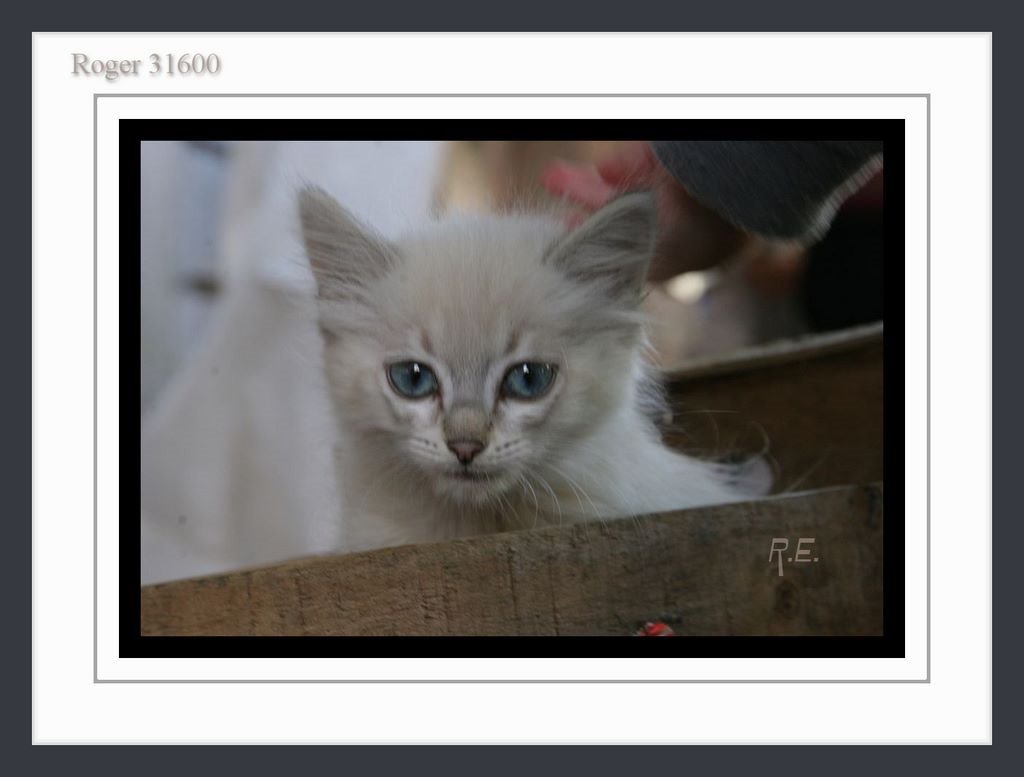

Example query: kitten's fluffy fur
[300,188,766,552]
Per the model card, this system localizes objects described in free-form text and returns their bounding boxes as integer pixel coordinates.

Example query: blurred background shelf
[662,321,883,495]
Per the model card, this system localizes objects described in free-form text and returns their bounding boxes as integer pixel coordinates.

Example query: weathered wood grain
[141,483,883,637]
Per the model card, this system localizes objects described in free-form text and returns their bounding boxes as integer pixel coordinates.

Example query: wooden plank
[142,483,883,637]
[663,322,883,380]
[662,323,883,493]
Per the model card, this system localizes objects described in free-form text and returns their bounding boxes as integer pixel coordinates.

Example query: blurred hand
[540,141,749,281]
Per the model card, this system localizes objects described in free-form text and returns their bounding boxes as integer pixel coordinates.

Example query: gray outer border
[96,92,929,687]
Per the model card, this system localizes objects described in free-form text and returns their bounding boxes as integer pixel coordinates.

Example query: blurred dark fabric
[801,207,885,332]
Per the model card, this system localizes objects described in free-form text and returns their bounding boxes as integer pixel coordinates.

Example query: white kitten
[300,188,767,552]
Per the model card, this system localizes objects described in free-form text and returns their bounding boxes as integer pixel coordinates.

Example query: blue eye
[501,362,557,400]
[387,362,439,399]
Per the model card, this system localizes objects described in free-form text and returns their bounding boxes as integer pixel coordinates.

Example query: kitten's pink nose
[447,440,485,465]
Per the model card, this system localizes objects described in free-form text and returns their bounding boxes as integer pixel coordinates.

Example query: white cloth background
[140,141,445,584]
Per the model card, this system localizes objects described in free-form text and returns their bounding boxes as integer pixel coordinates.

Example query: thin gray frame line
[94,92,929,687]
[93,94,99,683]
[97,678,929,685]
[99,92,930,98]
[926,93,932,683]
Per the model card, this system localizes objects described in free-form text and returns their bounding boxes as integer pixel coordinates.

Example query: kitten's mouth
[436,467,511,504]
[446,468,492,482]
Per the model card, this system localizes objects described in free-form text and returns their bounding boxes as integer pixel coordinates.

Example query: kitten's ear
[544,191,657,303]
[298,186,397,299]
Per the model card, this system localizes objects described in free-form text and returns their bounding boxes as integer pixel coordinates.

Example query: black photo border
[120,117,905,660]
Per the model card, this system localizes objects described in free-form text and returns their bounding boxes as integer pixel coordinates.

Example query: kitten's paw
[723,454,774,498]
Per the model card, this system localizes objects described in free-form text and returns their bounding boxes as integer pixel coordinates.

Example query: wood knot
[774,579,801,619]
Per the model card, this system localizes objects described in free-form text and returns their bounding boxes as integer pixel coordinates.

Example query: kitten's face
[300,189,655,505]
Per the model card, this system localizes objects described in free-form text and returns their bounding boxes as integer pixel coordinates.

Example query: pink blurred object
[635,621,676,637]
